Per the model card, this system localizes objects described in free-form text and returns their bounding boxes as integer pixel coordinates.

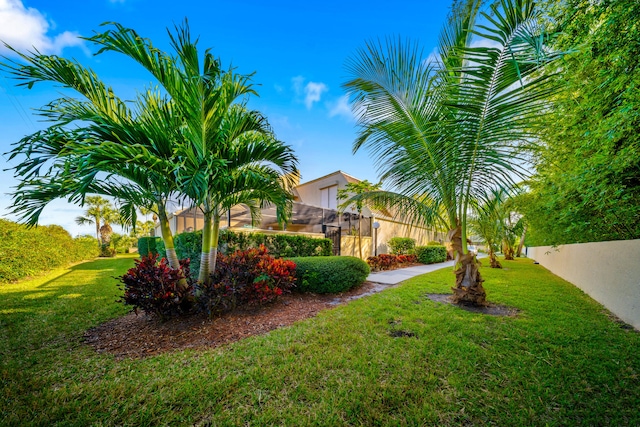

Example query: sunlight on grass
[58,293,83,299]
[22,291,54,299]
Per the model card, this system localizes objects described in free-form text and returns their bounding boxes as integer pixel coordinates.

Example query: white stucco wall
[527,239,640,330]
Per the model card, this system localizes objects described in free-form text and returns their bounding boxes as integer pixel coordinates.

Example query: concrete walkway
[367,254,487,285]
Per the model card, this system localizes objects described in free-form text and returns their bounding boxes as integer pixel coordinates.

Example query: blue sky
[0,0,452,236]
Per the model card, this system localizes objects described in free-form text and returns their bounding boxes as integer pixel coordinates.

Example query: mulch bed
[84,282,380,360]
[84,283,520,360]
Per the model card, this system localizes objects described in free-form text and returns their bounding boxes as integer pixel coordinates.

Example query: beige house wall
[527,239,640,330]
[373,218,441,255]
[295,171,359,208]
[341,236,373,259]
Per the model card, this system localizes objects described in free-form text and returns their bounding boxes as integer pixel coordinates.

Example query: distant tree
[469,193,505,269]
[75,196,118,246]
[133,220,156,238]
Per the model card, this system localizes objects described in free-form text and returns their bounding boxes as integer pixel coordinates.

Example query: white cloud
[328,94,354,121]
[303,81,327,109]
[291,75,328,110]
[470,37,502,50]
[291,75,305,95]
[423,47,440,68]
[0,0,85,55]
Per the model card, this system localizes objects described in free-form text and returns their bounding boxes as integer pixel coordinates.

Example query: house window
[320,185,338,210]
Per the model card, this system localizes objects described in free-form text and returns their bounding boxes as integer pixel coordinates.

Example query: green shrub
[156,229,332,278]
[289,256,370,294]
[387,237,416,255]
[72,235,101,260]
[219,229,332,258]
[0,219,99,283]
[415,245,447,264]
[111,233,136,254]
[138,236,162,257]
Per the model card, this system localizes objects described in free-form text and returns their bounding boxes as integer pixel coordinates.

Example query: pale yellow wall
[340,236,372,259]
[527,240,640,331]
[295,173,353,207]
[372,217,440,255]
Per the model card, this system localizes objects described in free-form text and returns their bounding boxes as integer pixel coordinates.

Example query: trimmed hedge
[138,237,162,257]
[289,256,370,294]
[0,219,100,283]
[157,229,333,277]
[387,237,416,255]
[415,245,447,264]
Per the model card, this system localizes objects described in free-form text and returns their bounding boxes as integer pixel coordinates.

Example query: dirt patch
[425,293,519,317]
[389,330,417,338]
[84,281,390,359]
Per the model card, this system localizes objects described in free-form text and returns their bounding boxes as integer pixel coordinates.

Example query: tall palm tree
[86,22,299,284]
[343,0,562,305]
[2,21,295,276]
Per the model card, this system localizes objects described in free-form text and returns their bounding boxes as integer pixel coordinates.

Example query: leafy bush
[0,219,100,283]
[99,244,117,257]
[117,254,193,318]
[111,233,136,254]
[367,253,418,271]
[397,254,418,264]
[157,229,333,277]
[415,245,447,264]
[290,256,369,294]
[197,246,296,315]
[138,236,162,257]
[73,235,101,259]
[387,237,416,255]
[220,231,332,258]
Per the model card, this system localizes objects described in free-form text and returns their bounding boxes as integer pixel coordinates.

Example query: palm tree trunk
[448,225,486,306]
[357,214,363,259]
[157,209,180,269]
[198,212,213,284]
[516,225,527,257]
[95,220,101,246]
[489,248,502,268]
[208,214,221,277]
[503,240,515,260]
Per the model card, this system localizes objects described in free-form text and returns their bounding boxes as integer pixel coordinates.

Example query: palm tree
[74,196,114,245]
[4,22,299,281]
[343,0,562,305]
[86,22,299,284]
[469,191,508,269]
[2,44,186,268]
[337,180,381,259]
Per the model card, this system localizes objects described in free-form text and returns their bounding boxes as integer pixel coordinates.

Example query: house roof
[295,170,362,188]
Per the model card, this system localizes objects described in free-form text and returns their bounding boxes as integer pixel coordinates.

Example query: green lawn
[1,255,639,426]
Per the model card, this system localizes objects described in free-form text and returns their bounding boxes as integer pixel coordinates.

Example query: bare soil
[426,293,519,316]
